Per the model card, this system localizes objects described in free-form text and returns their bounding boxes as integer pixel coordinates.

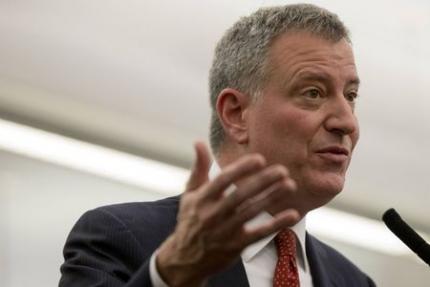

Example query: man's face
[246,32,360,210]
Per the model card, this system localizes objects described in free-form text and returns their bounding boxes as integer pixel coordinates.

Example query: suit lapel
[306,233,334,287]
[208,258,250,287]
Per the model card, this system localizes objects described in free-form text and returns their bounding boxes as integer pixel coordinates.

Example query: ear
[216,88,251,145]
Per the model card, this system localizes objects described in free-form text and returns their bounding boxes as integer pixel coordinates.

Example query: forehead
[266,32,358,85]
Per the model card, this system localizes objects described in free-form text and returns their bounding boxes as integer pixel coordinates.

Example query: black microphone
[382,208,430,266]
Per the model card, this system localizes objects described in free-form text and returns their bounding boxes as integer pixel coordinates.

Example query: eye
[345,91,359,102]
[302,88,322,99]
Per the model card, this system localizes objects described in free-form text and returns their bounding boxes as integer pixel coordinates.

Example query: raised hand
[156,142,300,287]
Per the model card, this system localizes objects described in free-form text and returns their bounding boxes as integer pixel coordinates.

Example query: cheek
[273,110,316,142]
[267,110,315,157]
[248,102,318,156]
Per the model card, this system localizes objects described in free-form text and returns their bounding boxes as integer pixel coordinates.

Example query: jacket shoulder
[95,196,180,227]
[87,195,180,250]
[60,196,180,286]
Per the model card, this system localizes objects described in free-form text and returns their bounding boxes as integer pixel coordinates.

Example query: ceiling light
[0,118,188,194]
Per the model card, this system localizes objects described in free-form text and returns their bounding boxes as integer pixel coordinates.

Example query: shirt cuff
[149,250,170,287]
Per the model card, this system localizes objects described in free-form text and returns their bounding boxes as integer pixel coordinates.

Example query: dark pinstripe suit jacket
[59,196,376,287]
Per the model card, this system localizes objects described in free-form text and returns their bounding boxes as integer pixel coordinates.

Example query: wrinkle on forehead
[264,32,358,88]
[270,32,354,60]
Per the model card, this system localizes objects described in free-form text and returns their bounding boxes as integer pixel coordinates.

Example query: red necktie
[273,229,300,287]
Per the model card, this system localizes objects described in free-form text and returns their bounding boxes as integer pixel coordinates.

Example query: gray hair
[208,3,350,153]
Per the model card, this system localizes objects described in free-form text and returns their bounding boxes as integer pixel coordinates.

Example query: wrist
[156,236,207,287]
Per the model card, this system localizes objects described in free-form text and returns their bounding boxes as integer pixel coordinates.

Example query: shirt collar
[208,162,308,270]
[241,214,307,269]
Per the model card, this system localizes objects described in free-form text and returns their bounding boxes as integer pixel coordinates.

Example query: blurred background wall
[1,0,430,286]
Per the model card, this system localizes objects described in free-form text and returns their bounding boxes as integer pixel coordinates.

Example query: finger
[240,177,297,222]
[243,209,300,246]
[217,164,288,214]
[202,155,265,199]
[203,154,266,198]
[213,177,296,235]
[186,141,211,192]
[261,178,297,213]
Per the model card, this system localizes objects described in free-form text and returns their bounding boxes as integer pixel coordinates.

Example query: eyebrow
[293,70,361,87]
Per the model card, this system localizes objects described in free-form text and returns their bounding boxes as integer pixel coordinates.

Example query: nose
[324,96,358,136]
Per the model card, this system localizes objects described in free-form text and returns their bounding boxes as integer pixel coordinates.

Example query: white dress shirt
[150,162,314,286]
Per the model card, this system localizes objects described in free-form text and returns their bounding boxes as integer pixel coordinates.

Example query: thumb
[186,141,211,192]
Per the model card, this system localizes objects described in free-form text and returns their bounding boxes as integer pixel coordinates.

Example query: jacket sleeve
[59,208,153,287]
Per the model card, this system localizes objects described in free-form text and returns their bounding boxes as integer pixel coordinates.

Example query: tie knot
[274,229,297,257]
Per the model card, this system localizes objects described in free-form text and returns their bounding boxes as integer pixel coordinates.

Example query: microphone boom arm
[383,208,430,267]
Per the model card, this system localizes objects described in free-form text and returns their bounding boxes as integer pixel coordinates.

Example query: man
[60,4,376,287]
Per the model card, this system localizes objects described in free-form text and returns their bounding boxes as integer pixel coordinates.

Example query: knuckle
[279,178,296,191]
[288,179,297,190]
[216,173,231,187]
[249,154,266,167]
[272,164,288,175]
[242,153,265,166]
[259,165,286,183]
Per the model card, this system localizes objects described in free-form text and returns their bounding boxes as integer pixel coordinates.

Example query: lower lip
[316,152,348,163]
